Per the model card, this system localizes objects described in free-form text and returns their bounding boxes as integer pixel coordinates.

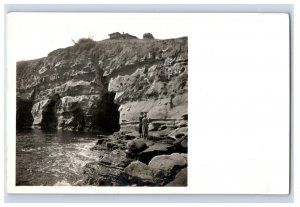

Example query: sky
[8,13,189,61]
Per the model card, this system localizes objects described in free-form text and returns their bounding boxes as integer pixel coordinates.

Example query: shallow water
[16,129,103,186]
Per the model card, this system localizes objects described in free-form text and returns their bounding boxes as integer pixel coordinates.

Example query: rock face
[17,36,187,132]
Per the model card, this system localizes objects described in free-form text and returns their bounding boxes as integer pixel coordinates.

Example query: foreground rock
[166,168,187,186]
[149,153,187,185]
[100,150,132,168]
[83,148,133,186]
[138,143,173,164]
[83,161,124,186]
[123,161,154,186]
[126,138,148,158]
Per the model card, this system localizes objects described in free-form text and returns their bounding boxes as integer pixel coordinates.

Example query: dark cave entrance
[41,94,60,131]
[16,98,33,130]
[96,92,120,133]
[70,102,85,132]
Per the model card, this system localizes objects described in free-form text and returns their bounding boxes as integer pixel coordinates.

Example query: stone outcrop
[17,36,187,132]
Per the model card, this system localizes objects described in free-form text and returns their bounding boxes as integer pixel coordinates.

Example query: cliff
[16,36,188,132]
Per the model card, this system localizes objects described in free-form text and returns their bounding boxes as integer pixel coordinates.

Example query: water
[16,129,104,186]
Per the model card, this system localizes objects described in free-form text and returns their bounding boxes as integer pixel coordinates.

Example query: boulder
[149,153,187,179]
[106,142,119,151]
[127,138,147,153]
[166,168,187,186]
[100,150,132,168]
[138,143,173,164]
[123,161,154,185]
[96,138,105,145]
[168,127,188,140]
[82,162,125,186]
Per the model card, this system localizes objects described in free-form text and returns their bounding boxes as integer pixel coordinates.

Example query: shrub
[76,38,97,52]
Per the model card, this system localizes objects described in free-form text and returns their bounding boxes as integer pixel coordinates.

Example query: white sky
[8,13,189,61]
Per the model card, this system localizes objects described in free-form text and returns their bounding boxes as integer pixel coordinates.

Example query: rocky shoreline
[16,34,188,186]
[81,116,187,186]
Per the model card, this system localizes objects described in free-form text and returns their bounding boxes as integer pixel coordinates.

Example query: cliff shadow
[96,92,120,133]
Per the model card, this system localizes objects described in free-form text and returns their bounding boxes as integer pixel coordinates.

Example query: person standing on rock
[142,112,149,141]
[138,112,144,138]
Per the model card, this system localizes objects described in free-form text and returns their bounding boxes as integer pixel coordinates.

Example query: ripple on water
[16,129,103,186]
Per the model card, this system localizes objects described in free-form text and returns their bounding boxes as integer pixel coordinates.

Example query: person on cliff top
[142,112,149,141]
[138,112,144,138]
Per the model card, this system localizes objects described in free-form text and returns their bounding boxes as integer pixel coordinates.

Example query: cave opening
[16,98,33,130]
[41,94,60,131]
[70,102,85,132]
[96,92,120,133]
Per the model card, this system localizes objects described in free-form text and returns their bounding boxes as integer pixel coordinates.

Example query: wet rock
[124,134,135,140]
[90,145,107,151]
[138,143,173,164]
[166,168,187,186]
[123,161,154,186]
[106,142,119,151]
[96,138,105,145]
[82,162,125,186]
[100,150,132,168]
[149,153,187,180]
